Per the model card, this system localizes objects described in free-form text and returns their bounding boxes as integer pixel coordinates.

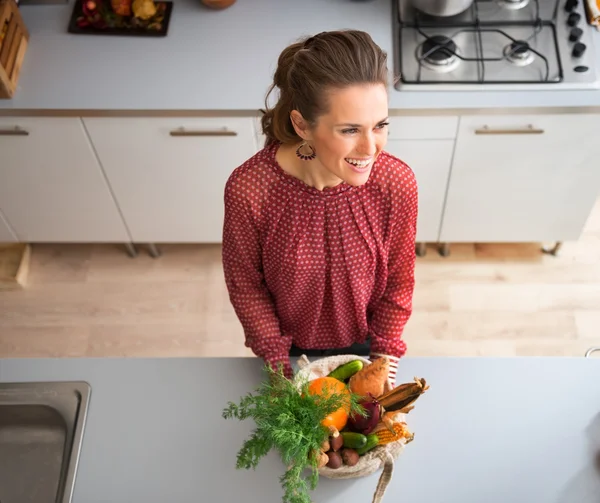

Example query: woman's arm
[222,177,293,379]
[368,167,419,382]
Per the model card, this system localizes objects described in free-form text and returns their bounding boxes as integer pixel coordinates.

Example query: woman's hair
[260,30,389,146]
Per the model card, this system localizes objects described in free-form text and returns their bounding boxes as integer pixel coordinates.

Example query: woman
[222,30,418,382]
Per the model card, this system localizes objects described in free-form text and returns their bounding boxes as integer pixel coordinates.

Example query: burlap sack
[293,354,408,503]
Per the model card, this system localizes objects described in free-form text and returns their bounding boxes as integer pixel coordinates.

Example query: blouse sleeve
[368,166,419,382]
[222,176,293,379]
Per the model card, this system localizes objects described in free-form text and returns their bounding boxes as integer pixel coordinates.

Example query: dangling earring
[295,141,316,161]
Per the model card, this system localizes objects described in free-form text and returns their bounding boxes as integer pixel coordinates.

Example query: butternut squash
[348,357,389,398]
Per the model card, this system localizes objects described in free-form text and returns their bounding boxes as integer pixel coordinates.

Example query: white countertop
[1,356,600,503]
[1,0,600,113]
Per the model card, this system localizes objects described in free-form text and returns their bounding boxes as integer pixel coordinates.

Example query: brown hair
[260,30,389,146]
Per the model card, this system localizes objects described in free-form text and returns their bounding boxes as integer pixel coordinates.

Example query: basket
[293,353,409,503]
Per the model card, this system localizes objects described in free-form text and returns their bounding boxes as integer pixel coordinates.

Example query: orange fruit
[307,377,350,431]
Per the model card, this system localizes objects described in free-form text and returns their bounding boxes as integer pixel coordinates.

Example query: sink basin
[0,382,91,503]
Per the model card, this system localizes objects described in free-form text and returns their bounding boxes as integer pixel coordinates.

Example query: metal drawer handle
[169,127,237,137]
[585,347,600,358]
[475,124,544,135]
[0,126,29,136]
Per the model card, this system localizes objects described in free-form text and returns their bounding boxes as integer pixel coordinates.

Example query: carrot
[348,357,389,398]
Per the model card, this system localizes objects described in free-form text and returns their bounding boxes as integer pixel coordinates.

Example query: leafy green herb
[222,364,367,503]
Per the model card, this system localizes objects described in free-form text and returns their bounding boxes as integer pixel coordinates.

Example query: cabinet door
[252,116,267,151]
[0,210,17,242]
[0,118,130,242]
[84,117,257,243]
[440,114,600,242]
[385,140,454,242]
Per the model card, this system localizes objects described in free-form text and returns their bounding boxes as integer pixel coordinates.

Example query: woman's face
[299,83,389,188]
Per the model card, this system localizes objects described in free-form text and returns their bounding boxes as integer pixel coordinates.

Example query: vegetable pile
[222,358,429,503]
[309,358,428,471]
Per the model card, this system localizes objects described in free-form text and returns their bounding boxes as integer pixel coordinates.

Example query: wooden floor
[1,200,599,361]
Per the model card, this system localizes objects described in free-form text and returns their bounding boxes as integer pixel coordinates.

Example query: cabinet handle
[475,124,544,135]
[169,127,237,137]
[0,126,29,136]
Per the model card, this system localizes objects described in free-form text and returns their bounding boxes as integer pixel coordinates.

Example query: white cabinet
[386,116,458,242]
[440,114,600,243]
[385,140,454,242]
[2,112,597,248]
[252,116,267,151]
[0,210,17,242]
[0,118,130,242]
[83,117,257,243]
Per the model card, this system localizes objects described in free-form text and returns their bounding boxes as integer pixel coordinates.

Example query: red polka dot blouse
[222,141,418,380]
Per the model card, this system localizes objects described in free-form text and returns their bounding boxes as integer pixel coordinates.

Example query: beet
[348,393,380,435]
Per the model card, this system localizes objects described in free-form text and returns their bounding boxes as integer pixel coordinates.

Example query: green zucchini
[356,433,379,455]
[340,431,367,449]
[327,360,364,382]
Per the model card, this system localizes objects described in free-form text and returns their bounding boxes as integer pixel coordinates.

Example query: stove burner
[422,35,456,63]
[503,40,535,66]
[419,35,460,73]
[497,0,530,10]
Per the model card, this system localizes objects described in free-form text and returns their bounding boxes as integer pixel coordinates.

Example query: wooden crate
[0,0,29,99]
[0,243,30,289]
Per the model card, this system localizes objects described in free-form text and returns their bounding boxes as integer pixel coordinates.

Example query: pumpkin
[307,377,350,431]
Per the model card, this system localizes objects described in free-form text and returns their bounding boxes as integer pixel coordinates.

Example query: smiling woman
[222,30,418,382]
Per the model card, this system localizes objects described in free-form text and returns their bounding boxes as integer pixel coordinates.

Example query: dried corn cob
[376,377,429,413]
[374,422,412,445]
[380,410,405,433]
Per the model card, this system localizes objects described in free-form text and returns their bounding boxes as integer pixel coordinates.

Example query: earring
[295,141,316,161]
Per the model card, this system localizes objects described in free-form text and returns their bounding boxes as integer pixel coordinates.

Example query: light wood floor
[1,200,599,361]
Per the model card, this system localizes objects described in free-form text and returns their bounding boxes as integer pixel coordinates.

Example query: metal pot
[410,0,474,17]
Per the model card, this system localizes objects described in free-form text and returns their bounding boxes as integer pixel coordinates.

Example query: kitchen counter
[1,356,599,502]
[1,0,600,115]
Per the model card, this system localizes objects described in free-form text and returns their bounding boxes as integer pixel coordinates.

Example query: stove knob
[569,27,583,42]
[565,0,578,11]
[567,12,581,25]
[572,42,586,58]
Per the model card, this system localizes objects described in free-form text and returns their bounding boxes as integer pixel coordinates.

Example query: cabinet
[0,118,130,242]
[1,112,597,249]
[252,116,266,151]
[439,114,600,243]
[386,140,454,242]
[386,116,458,242]
[0,211,17,242]
[83,117,257,242]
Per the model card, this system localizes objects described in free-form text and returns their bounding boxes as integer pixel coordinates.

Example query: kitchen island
[1,356,599,503]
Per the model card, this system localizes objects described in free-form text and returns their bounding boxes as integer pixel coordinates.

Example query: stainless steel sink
[0,381,91,503]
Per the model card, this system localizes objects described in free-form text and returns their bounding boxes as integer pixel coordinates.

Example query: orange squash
[307,377,350,431]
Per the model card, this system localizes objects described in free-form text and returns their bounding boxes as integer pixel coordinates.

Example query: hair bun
[273,41,303,90]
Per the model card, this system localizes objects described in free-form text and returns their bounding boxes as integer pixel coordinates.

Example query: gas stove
[393,0,600,90]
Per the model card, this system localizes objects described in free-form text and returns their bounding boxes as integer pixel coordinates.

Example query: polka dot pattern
[222,141,418,379]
